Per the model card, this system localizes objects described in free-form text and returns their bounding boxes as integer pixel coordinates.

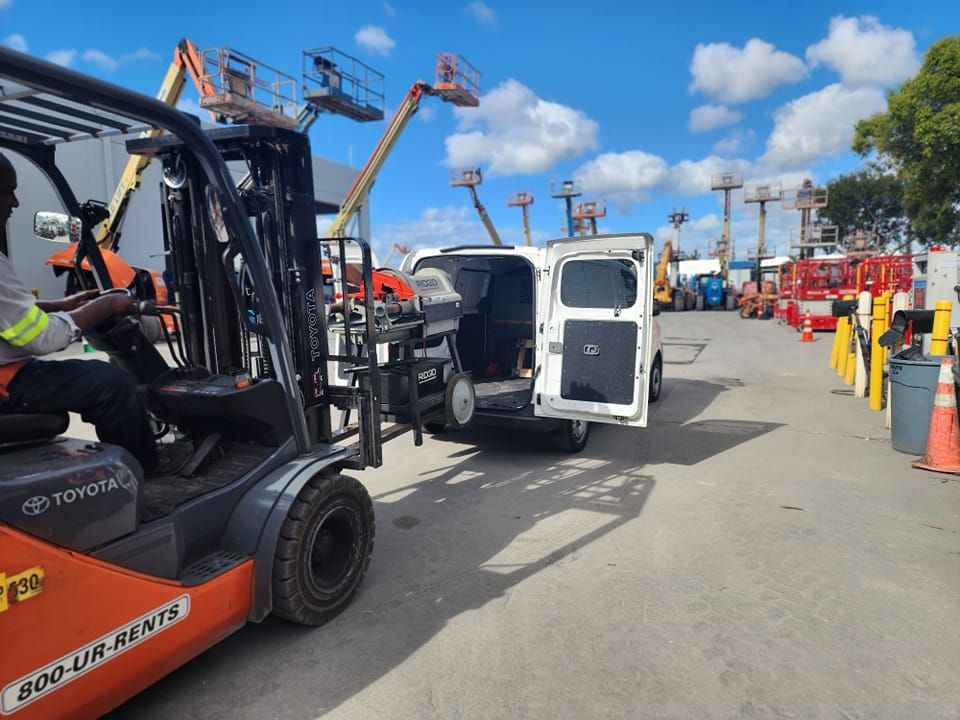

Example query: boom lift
[572,199,605,236]
[327,53,480,239]
[449,167,502,247]
[45,38,301,306]
[652,240,695,311]
[0,48,475,718]
[506,191,534,246]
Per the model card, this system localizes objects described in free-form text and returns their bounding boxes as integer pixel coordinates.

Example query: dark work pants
[1,359,157,471]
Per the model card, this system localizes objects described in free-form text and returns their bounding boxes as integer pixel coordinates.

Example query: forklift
[0,49,474,719]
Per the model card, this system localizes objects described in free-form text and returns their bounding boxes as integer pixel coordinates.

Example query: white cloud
[712,128,755,156]
[374,205,546,257]
[693,213,721,232]
[689,38,807,103]
[45,49,77,67]
[355,25,395,56]
[79,47,158,73]
[0,0,13,8]
[575,150,668,200]
[760,83,886,169]
[666,156,752,196]
[82,48,118,73]
[2,34,26,52]
[688,104,741,132]
[464,0,496,25]
[120,47,160,62]
[383,1,396,15]
[806,15,920,87]
[445,79,598,175]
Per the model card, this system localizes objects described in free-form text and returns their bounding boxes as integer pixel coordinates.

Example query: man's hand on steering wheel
[68,289,137,333]
[59,288,101,311]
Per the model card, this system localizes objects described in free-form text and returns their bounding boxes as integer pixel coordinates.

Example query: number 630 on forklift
[0,49,476,719]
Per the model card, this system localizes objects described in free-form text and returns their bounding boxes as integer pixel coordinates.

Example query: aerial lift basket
[302,47,385,122]
[449,167,483,187]
[433,53,480,107]
[200,47,299,129]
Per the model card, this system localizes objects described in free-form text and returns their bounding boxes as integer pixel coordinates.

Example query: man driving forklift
[0,152,171,474]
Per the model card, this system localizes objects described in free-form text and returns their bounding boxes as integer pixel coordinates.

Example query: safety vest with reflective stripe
[0,251,78,365]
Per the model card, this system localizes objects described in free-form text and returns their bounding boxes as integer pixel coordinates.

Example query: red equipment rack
[786,257,857,330]
[775,262,795,323]
[855,255,913,296]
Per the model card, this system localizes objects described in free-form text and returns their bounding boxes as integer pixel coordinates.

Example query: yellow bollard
[828,328,841,369]
[834,315,850,374]
[836,295,855,378]
[869,296,887,411]
[930,299,952,356]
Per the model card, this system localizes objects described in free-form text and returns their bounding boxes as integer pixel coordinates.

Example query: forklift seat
[0,412,69,446]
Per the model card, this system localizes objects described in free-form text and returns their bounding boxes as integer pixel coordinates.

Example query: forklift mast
[130,127,341,444]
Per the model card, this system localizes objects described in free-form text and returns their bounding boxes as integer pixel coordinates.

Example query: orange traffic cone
[913,357,960,474]
[800,309,814,342]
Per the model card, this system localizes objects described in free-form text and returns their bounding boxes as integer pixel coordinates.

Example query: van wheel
[649,353,663,403]
[553,419,590,453]
[272,472,375,626]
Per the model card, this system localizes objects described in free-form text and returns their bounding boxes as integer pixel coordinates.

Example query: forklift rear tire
[272,471,375,626]
[553,419,590,453]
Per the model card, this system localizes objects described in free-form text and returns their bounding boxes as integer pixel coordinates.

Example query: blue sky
[1,0,957,259]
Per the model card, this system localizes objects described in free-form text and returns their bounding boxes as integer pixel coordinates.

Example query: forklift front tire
[272,472,375,626]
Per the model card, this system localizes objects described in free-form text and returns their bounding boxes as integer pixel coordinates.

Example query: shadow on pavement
[109,422,656,719]
[110,379,780,718]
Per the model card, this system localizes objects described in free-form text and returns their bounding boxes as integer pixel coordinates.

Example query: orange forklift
[0,48,474,719]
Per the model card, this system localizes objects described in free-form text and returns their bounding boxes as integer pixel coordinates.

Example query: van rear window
[560,259,637,309]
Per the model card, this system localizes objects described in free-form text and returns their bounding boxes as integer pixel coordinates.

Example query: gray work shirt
[0,252,79,363]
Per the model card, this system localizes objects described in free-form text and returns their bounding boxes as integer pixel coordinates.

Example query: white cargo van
[401,233,663,452]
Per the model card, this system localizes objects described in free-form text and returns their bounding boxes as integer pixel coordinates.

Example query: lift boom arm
[466,185,502,247]
[328,82,432,238]
[95,39,209,249]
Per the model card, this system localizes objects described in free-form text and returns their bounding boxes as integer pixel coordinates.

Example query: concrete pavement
[106,311,959,719]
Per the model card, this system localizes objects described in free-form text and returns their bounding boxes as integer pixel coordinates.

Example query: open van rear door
[534,233,654,427]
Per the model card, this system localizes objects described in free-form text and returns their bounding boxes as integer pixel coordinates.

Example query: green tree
[853,35,960,245]
[818,164,911,251]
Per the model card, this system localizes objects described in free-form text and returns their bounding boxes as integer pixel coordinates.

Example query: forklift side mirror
[652,299,661,317]
[205,185,230,244]
[34,211,81,244]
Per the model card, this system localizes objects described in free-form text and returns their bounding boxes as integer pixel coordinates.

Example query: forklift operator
[0,152,161,472]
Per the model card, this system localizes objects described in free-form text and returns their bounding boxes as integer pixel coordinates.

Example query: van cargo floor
[141,443,274,522]
[474,377,533,411]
